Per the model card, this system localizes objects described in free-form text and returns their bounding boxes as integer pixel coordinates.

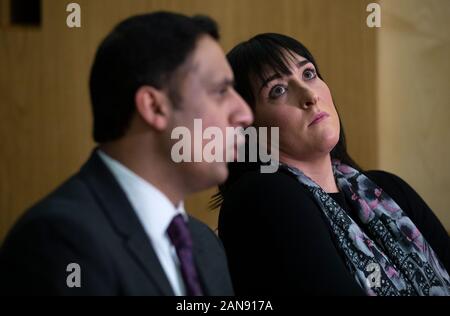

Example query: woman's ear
[135,86,171,131]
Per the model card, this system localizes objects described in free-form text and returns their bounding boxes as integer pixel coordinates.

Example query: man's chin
[205,162,229,188]
[212,162,229,185]
[188,162,229,192]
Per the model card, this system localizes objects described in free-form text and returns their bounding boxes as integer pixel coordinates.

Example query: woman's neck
[280,153,339,193]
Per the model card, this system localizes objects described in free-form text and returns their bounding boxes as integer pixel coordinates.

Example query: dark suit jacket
[0,151,234,295]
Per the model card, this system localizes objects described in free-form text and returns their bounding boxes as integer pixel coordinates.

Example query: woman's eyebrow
[296,59,311,69]
[258,59,312,92]
[259,73,282,92]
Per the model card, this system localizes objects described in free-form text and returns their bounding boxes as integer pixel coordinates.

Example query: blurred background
[1,0,449,242]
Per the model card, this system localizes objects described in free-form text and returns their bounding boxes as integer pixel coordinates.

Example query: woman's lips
[308,112,330,127]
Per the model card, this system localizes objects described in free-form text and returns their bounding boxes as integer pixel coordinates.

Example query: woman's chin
[313,134,340,156]
[322,129,339,146]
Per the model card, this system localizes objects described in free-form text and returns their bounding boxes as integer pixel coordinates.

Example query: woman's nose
[295,83,319,109]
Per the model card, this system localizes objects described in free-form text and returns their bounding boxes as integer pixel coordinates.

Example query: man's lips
[230,136,245,160]
[308,112,330,127]
[224,134,245,161]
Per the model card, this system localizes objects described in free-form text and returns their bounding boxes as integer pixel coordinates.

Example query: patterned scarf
[283,160,450,296]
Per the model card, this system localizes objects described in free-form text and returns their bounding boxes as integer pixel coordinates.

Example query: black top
[218,168,450,295]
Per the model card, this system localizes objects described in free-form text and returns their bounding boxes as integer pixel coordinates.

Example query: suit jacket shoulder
[0,151,234,295]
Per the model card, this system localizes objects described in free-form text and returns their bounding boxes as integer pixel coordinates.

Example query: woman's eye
[269,85,287,99]
[303,68,317,80]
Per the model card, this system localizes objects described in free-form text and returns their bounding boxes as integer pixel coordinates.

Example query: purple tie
[167,214,204,296]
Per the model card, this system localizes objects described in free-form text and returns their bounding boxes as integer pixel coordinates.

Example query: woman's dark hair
[211,33,361,209]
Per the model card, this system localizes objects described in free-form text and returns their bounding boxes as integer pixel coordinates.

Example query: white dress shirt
[97,150,187,296]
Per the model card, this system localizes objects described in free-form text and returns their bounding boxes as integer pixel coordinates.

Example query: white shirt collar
[97,150,187,241]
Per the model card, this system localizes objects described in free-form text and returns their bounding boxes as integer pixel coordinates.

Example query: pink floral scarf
[283,160,450,296]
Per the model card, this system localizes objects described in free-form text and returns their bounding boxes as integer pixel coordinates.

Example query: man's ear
[135,86,171,131]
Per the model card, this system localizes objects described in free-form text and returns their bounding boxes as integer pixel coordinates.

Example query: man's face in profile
[167,35,253,192]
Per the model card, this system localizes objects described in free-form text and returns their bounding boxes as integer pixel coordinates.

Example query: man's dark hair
[89,11,219,143]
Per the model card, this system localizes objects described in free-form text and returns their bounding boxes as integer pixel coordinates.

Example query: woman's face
[252,52,340,162]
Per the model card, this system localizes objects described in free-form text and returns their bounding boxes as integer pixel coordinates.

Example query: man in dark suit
[0,11,253,295]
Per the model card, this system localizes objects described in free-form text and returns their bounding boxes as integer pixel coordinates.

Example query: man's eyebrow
[258,59,312,92]
[216,78,235,87]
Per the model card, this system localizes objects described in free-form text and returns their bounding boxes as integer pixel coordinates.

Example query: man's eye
[218,87,229,96]
[303,68,317,80]
[269,85,287,99]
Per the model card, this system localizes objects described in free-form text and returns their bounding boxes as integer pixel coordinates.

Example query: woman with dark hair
[215,33,450,295]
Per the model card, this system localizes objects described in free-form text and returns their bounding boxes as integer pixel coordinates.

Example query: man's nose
[231,89,253,127]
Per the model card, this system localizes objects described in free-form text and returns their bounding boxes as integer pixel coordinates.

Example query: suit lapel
[127,232,174,295]
[189,219,214,296]
[79,149,174,295]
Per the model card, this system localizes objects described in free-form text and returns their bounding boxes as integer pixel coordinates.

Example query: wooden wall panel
[378,0,450,231]
[1,0,378,240]
[0,0,10,27]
